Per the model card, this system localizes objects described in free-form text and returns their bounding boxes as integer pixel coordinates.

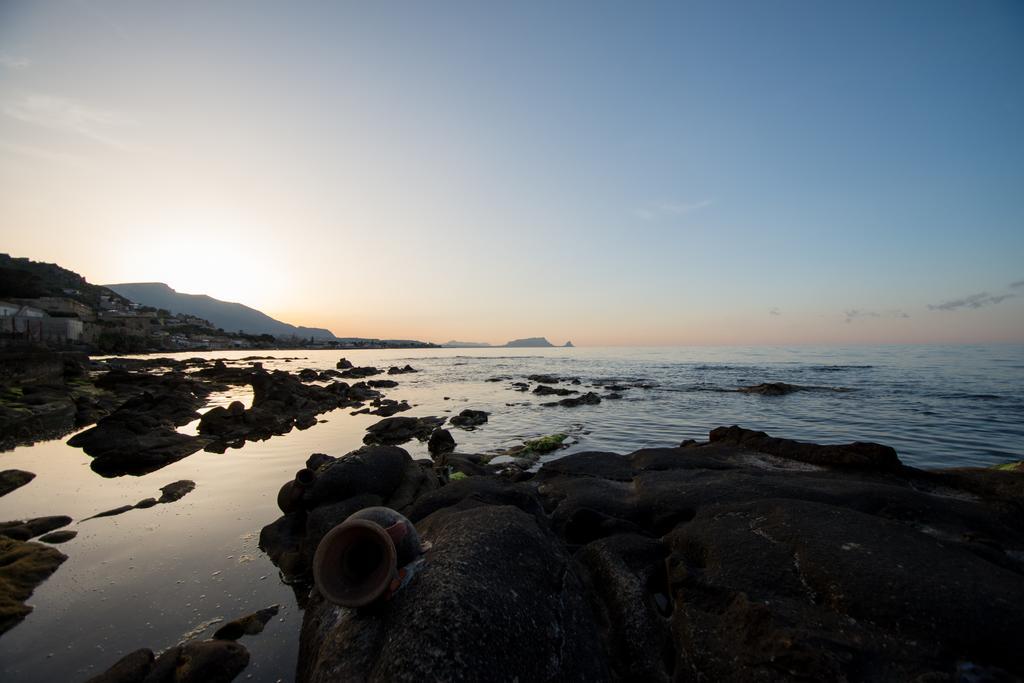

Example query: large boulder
[297,505,609,682]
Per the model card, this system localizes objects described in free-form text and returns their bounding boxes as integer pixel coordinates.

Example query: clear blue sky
[2,1,1022,344]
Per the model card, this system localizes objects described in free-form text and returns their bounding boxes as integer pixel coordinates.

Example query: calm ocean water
[1,344,1021,681]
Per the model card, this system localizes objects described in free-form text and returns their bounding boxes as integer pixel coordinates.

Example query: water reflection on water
[0,345,1021,681]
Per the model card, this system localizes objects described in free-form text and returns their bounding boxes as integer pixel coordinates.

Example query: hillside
[0,254,129,308]
[105,282,337,339]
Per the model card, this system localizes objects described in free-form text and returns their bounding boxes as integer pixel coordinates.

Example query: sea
[1,344,1022,681]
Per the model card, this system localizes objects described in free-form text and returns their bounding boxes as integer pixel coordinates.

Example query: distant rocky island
[442,337,574,348]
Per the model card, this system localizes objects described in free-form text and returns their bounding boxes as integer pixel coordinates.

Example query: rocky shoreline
[3,351,1023,681]
[249,425,1024,682]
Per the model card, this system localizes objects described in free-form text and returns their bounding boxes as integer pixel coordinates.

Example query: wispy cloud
[1010,280,1024,290]
[2,94,135,149]
[844,309,910,324]
[928,292,1015,311]
[634,199,713,221]
[0,140,91,169]
[768,307,781,317]
[0,53,31,70]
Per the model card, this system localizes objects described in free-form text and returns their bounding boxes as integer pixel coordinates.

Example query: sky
[1,1,1022,346]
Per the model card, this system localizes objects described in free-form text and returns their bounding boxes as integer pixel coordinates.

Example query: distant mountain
[105,282,336,339]
[564,340,575,348]
[504,337,555,348]
[441,340,494,348]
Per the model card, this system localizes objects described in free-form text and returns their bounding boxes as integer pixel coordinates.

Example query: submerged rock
[39,530,77,544]
[533,384,576,396]
[387,365,418,375]
[0,537,67,635]
[89,639,250,683]
[213,605,280,640]
[737,381,805,395]
[542,391,601,407]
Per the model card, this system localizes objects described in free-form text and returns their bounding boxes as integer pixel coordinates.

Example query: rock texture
[0,537,67,635]
[266,426,1024,682]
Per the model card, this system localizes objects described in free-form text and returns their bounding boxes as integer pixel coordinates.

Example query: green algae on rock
[0,537,67,635]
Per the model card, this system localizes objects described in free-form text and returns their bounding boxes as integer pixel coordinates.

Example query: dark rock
[527,374,562,384]
[448,409,489,430]
[737,381,805,395]
[307,446,412,506]
[0,469,35,497]
[258,512,307,581]
[298,368,319,381]
[0,537,67,635]
[302,494,384,568]
[84,648,154,683]
[575,534,673,682]
[82,505,136,521]
[306,453,335,470]
[297,505,609,682]
[0,515,72,540]
[159,480,196,503]
[368,399,411,417]
[134,498,158,509]
[147,639,249,683]
[427,428,456,456]
[543,391,601,408]
[38,530,77,544]
[510,382,530,391]
[367,379,398,389]
[212,605,279,641]
[533,384,577,396]
[363,416,446,446]
[336,358,354,370]
[387,365,418,375]
[339,366,380,379]
[603,392,623,400]
[709,425,901,471]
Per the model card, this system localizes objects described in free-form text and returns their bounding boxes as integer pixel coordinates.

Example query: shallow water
[1,344,1022,681]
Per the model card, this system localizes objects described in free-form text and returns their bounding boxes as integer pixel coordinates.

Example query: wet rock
[427,428,456,456]
[147,639,250,683]
[68,380,210,476]
[533,384,577,396]
[603,392,623,400]
[0,537,67,635]
[159,480,196,503]
[212,605,280,641]
[336,358,354,369]
[84,647,154,683]
[510,382,530,391]
[339,366,380,379]
[0,515,72,540]
[83,481,196,521]
[542,391,602,407]
[298,368,319,381]
[387,365,418,375]
[38,529,77,544]
[363,416,446,446]
[367,379,398,389]
[258,512,307,581]
[527,373,563,384]
[367,398,411,417]
[0,469,35,497]
[448,409,489,429]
